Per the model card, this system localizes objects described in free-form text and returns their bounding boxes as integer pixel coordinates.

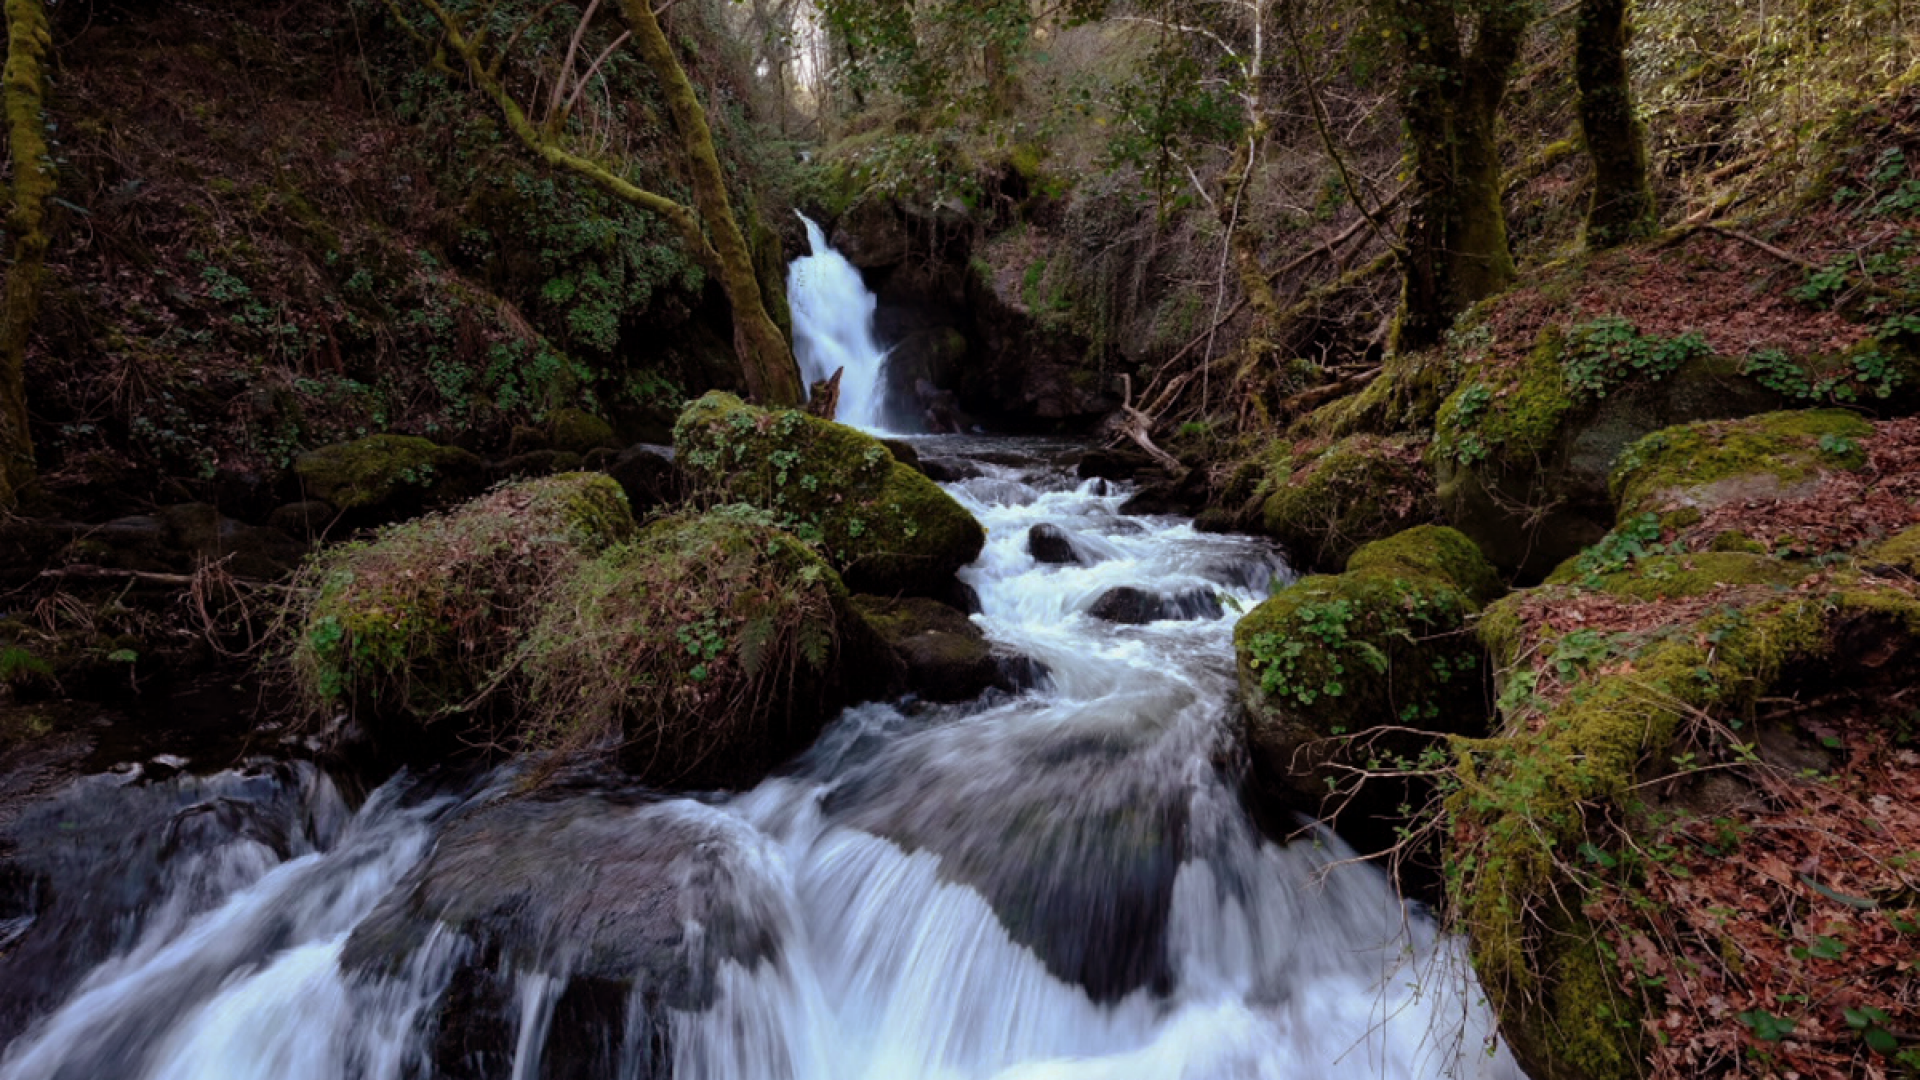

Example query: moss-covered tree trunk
[1379,0,1532,352]
[1574,0,1654,247]
[619,0,803,407]
[0,0,51,509]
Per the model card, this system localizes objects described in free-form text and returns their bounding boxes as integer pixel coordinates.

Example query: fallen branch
[1277,365,1381,417]
[1113,374,1183,473]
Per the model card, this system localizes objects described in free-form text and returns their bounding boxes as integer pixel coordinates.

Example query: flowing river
[0,228,1523,1080]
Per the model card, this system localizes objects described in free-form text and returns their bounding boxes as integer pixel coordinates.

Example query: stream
[0,226,1523,1080]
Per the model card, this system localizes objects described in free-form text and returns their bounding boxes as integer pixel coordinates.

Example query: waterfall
[786,213,897,432]
[0,439,1526,1080]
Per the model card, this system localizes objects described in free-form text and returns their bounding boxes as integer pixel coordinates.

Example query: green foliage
[0,646,54,689]
[1562,316,1714,402]
[1569,512,1672,584]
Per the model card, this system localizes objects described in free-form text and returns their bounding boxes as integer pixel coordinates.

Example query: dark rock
[1026,523,1081,565]
[486,449,585,484]
[1192,507,1239,534]
[154,503,307,579]
[345,789,782,1080]
[993,651,1052,693]
[1118,470,1208,517]
[916,457,980,483]
[267,500,338,538]
[605,444,686,517]
[1077,448,1155,482]
[508,424,553,456]
[879,438,922,473]
[855,596,996,703]
[1088,587,1223,625]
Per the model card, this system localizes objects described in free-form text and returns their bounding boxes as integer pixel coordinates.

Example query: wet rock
[1088,586,1222,624]
[1076,448,1155,483]
[879,438,922,473]
[154,503,307,579]
[605,444,686,516]
[854,595,994,703]
[1118,469,1208,517]
[0,762,329,1047]
[916,457,980,483]
[345,791,782,1080]
[1026,523,1081,565]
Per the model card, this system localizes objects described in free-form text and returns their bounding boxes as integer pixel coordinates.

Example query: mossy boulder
[1453,556,1920,1080]
[854,595,1001,702]
[673,392,985,596]
[544,407,617,455]
[293,434,484,524]
[291,473,635,742]
[1256,434,1438,573]
[1432,326,1783,579]
[1233,526,1501,821]
[1607,408,1873,527]
[1296,345,1460,441]
[519,508,890,785]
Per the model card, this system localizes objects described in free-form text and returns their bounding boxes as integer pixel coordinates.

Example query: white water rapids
[0,232,1525,1080]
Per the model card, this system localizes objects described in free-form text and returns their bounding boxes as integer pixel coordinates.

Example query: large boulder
[853,595,994,702]
[1608,409,1872,529]
[1233,526,1502,822]
[291,473,636,746]
[342,789,782,1080]
[293,434,484,524]
[519,510,888,786]
[672,392,984,596]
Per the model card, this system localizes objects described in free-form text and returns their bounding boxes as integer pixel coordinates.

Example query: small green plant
[1563,316,1713,401]
[1572,513,1671,584]
[1737,1008,1798,1043]
[0,646,54,689]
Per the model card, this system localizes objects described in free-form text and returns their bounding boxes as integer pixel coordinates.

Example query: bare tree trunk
[0,0,52,509]
[1575,0,1654,247]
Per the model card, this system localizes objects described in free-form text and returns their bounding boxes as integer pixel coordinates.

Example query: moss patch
[673,392,984,596]
[294,434,483,517]
[291,473,634,723]
[1234,526,1499,813]
[1609,408,1873,523]
[1257,434,1437,572]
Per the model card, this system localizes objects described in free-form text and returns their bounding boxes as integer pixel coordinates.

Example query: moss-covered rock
[1297,345,1461,441]
[544,407,617,455]
[291,473,635,735]
[673,392,985,596]
[1608,408,1873,526]
[293,434,484,523]
[1453,557,1920,1080]
[1432,325,1784,579]
[518,508,889,785]
[854,595,1002,702]
[1256,434,1438,573]
[1233,525,1501,819]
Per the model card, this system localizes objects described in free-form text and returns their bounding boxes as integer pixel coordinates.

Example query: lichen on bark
[0,0,54,509]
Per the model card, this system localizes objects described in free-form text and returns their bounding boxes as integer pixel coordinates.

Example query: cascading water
[0,440,1525,1080]
[786,213,897,432]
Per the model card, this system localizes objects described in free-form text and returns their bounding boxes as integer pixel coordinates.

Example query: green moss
[1234,526,1498,805]
[515,507,858,776]
[1452,567,1920,1080]
[1434,327,1576,470]
[544,407,616,454]
[1299,345,1461,440]
[1346,524,1505,606]
[294,434,482,512]
[673,392,984,595]
[1609,409,1873,521]
[292,473,635,719]
[1257,434,1436,571]
[1571,550,1808,599]
[1868,524,1920,574]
